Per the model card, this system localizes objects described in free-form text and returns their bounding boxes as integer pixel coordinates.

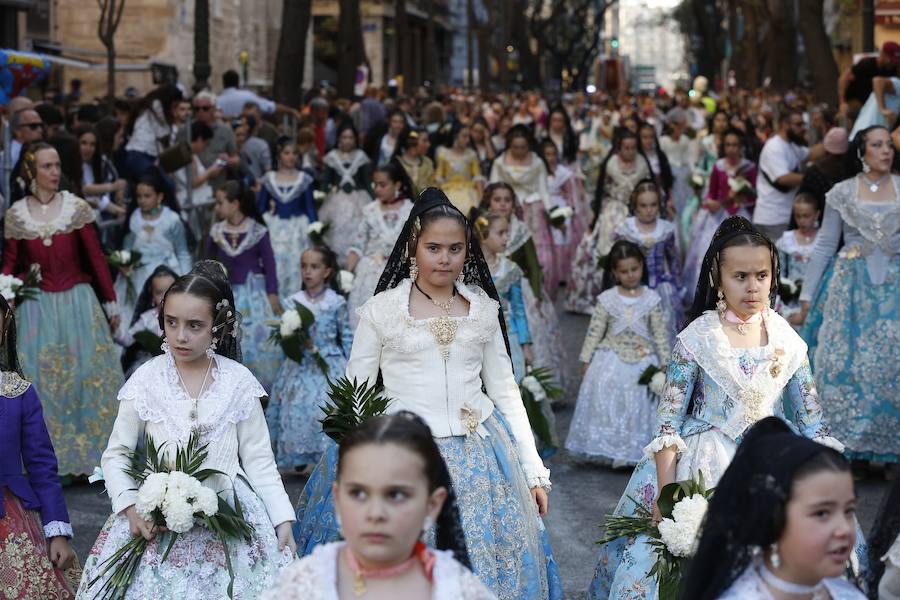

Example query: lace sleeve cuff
[44,521,73,539]
[526,473,552,493]
[813,436,845,453]
[643,433,687,459]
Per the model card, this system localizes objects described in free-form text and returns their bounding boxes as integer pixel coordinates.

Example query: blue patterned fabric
[294,413,563,600]
[812,254,900,462]
[233,273,281,391]
[266,293,353,468]
[799,257,835,371]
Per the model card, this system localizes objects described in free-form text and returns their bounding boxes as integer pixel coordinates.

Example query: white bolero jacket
[348,279,551,489]
[100,351,295,526]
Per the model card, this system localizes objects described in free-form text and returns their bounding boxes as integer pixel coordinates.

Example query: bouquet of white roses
[689,171,705,192]
[107,250,145,303]
[638,364,667,397]
[0,263,41,306]
[306,221,330,245]
[338,269,355,294]
[269,301,329,374]
[87,433,254,600]
[598,472,714,600]
[726,175,756,198]
[548,206,574,228]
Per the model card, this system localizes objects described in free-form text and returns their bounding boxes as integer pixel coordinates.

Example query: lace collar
[362,199,414,242]
[714,157,754,176]
[130,205,178,232]
[5,191,95,244]
[209,219,268,258]
[616,216,675,248]
[323,149,370,188]
[826,176,900,254]
[1,371,31,398]
[598,287,660,339]
[491,256,523,295]
[496,152,546,184]
[286,288,345,314]
[505,216,532,255]
[121,350,264,445]
[677,309,808,431]
[262,170,314,204]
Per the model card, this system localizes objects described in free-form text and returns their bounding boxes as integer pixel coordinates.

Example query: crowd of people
[0,49,898,600]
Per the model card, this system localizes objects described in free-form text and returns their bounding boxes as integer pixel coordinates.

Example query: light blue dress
[491,256,531,382]
[850,76,900,138]
[589,309,852,599]
[799,175,900,463]
[266,288,353,468]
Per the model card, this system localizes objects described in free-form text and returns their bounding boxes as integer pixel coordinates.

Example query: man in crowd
[217,69,300,120]
[192,90,238,190]
[838,41,900,121]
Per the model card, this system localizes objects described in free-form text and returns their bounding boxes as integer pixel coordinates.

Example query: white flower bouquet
[726,175,756,198]
[689,171,705,191]
[107,250,145,302]
[312,189,326,203]
[638,364,667,397]
[87,433,254,600]
[0,263,41,305]
[268,301,329,374]
[598,472,714,600]
[519,366,562,451]
[306,221,330,245]
[338,269,355,294]
[548,206,574,228]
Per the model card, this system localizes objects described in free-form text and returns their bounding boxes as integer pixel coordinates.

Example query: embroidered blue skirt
[233,273,280,391]
[293,412,563,600]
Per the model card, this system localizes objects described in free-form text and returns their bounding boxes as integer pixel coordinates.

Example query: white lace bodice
[718,560,866,599]
[262,542,498,600]
[101,351,294,526]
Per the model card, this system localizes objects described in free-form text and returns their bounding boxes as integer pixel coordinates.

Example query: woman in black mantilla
[293,188,562,600]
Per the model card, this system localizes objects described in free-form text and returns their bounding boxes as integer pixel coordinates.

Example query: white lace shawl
[261,542,498,600]
[597,286,662,341]
[614,216,676,250]
[826,176,900,255]
[286,288,345,315]
[209,219,269,258]
[323,149,370,189]
[262,170,314,204]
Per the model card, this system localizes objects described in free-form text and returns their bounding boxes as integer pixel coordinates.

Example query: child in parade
[346,162,415,329]
[393,127,435,196]
[565,240,671,467]
[0,294,77,599]
[589,216,846,600]
[116,170,192,329]
[683,417,865,600]
[320,123,373,266]
[541,139,588,286]
[115,264,178,377]
[267,246,354,471]
[480,182,567,391]
[613,179,684,334]
[294,188,562,600]
[78,261,296,599]
[257,136,318,295]
[207,181,282,390]
[776,193,820,325]
[435,122,484,216]
[264,412,497,600]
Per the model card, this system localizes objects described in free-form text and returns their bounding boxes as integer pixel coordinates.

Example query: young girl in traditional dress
[490,125,558,299]
[0,294,77,599]
[480,183,567,391]
[613,179,683,334]
[207,181,282,390]
[776,193,820,326]
[321,124,373,266]
[589,216,845,600]
[393,128,435,197]
[565,240,671,467]
[115,170,192,328]
[346,163,415,329]
[294,189,562,600]
[115,264,178,377]
[567,129,652,314]
[265,412,497,600]
[257,137,317,295]
[78,261,296,599]
[435,122,484,216]
[540,139,588,287]
[683,128,757,300]
[267,246,354,470]
[2,143,123,477]
[684,417,864,600]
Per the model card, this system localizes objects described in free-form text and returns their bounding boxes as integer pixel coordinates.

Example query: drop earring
[409,256,419,280]
[769,542,781,569]
[160,338,170,353]
[716,289,727,315]
[206,337,218,358]
[422,515,435,535]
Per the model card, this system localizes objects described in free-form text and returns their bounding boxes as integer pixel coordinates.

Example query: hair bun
[191,259,229,282]
[712,215,755,242]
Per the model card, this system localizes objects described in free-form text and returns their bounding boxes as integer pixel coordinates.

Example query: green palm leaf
[319,376,392,443]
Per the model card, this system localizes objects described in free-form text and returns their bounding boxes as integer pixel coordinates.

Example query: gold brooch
[427,315,458,361]
[769,348,785,378]
[460,403,481,434]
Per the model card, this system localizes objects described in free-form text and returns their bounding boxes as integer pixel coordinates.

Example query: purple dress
[207,220,281,389]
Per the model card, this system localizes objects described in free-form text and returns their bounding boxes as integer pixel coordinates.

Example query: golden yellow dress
[435,147,483,215]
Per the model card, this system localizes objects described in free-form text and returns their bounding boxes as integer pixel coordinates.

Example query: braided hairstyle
[337,411,472,568]
[158,260,242,361]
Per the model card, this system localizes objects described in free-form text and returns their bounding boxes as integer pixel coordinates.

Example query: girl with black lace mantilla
[293,188,562,600]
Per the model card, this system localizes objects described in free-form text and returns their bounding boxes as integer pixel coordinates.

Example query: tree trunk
[477,27,491,91]
[337,0,366,98]
[193,0,211,92]
[395,0,412,89]
[106,42,115,107]
[424,0,438,84]
[273,0,311,107]
[797,0,838,105]
[764,0,796,91]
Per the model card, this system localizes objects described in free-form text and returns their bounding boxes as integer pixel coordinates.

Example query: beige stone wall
[50,0,282,99]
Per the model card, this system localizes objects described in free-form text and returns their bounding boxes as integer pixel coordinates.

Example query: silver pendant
[870,183,879,193]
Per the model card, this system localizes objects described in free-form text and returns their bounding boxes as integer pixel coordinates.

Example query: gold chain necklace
[414,281,457,314]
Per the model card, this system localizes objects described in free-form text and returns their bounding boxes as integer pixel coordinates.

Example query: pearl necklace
[759,563,828,599]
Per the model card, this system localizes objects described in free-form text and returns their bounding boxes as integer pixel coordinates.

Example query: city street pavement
[64,302,891,599]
